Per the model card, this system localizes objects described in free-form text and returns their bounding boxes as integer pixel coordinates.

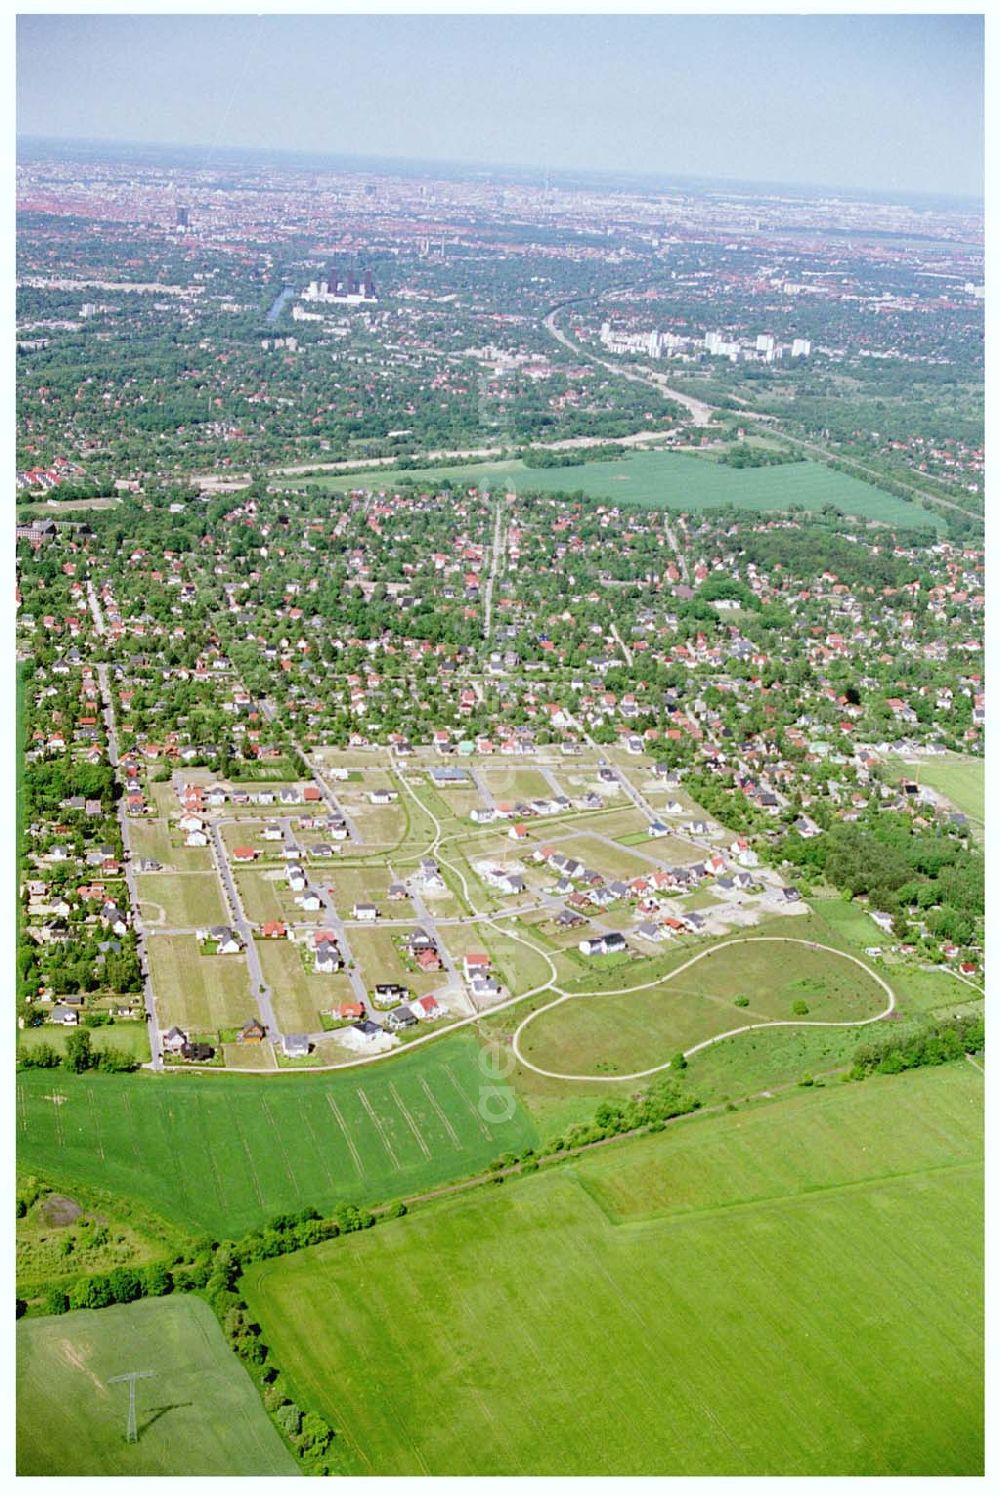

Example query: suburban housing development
[15,15,984,1481]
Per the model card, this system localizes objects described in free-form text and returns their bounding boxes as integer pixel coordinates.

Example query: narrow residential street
[319,904,370,1014]
[483,495,505,641]
[96,661,163,1069]
[609,620,634,668]
[208,821,281,1040]
[662,517,690,585]
[85,577,106,637]
[259,696,361,842]
[392,861,465,1005]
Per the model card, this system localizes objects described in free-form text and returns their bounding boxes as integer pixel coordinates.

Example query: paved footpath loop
[511,935,897,1084]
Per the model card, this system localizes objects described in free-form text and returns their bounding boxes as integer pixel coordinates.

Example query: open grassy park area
[17,1295,299,1476]
[294,449,940,529]
[518,933,890,1080]
[243,1063,982,1476]
[15,1036,537,1237]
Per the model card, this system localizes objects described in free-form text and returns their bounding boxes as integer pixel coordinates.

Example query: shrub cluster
[850,1014,984,1080]
[43,1262,173,1316]
[490,1078,701,1168]
[18,1029,139,1074]
[201,1207,383,1474]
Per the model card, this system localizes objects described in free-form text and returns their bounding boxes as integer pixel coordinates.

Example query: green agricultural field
[243,1064,982,1477]
[138,871,227,929]
[520,936,889,1078]
[17,1295,298,1477]
[16,1036,537,1237]
[145,934,254,1033]
[295,450,941,529]
[886,753,984,826]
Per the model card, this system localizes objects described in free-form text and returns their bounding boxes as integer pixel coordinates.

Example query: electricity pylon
[107,1370,155,1443]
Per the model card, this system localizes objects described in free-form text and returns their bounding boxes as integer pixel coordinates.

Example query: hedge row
[851,1013,984,1079]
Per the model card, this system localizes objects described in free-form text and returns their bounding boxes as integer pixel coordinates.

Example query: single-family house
[384,1005,418,1032]
[314,941,342,973]
[162,1025,188,1053]
[578,932,628,956]
[49,1003,79,1026]
[209,926,242,954]
[181,1042,215,1062]
[414,994,444,1021]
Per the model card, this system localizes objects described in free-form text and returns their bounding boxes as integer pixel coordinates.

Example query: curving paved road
[511,935,896,1083]
[542,303,715,426]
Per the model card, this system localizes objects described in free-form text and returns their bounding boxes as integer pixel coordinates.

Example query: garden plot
[147,933,253,1033]
[350,926,443,1004]
[129,819,213,872]
[233,868,290,925]
[480,766,559,804]
[258,939,356,1035]
[138,871,227,929]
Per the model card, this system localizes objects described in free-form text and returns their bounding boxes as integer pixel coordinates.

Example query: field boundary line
[86,1089,105,1162]
[325,1093,367,1180]
[599,1156,984,1234]
[259,1095,302,1196]
[443,1064,490,1137]
[357,1087,401,1168]
[119,1089,146,1169]
[389,1082,432,1161]
[296,1098,341,1195]
[418,1075,463,1149]
[231,1114,266,1209]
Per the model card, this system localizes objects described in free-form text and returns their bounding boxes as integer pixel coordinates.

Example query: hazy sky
[16,13,984,198]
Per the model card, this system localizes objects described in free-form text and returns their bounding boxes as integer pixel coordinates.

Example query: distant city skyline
[17,13,985,199]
